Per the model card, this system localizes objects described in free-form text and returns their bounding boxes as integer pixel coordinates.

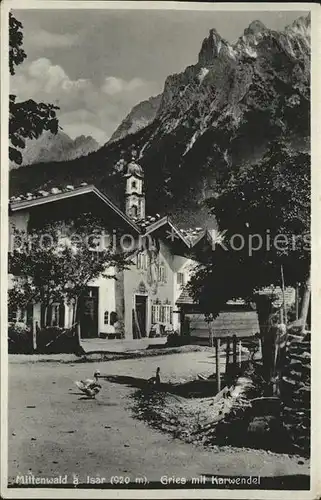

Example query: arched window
[131,180,137,190]
[131,205,138,217]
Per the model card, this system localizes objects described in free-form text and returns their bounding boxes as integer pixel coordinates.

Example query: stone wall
[280,330,311,455]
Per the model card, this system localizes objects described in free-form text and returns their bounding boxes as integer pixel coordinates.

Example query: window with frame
[137,252,148,270]
[151,304,160,323]
[160,304,172,323]
[177,272,185,286]
[104,311,109,325]
[143,253,148,270]
[152,304,172,324]
[158,263,167,283]
[46,303,64,327]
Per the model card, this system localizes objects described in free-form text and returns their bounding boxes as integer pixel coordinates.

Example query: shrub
[8,322,33,354]
[36,326,79,354]
[165,331,191,347]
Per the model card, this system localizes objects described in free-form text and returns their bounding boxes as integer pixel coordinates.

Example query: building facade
[8,156,201,340]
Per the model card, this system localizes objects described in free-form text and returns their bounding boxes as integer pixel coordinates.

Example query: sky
[11,8,306,144]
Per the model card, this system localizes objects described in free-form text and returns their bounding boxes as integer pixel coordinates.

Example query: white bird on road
[75,370,102,398]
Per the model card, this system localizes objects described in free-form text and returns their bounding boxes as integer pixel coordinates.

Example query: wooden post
[215,337,221,393]
[207,319,214,347]
[225,337,230,373]
[179,310,185,336]
[238,340,242,367]
[232,334,237,367]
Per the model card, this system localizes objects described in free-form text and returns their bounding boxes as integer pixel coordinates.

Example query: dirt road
[8,351,309,488]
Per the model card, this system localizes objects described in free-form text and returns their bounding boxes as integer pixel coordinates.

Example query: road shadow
[102,374,220,398]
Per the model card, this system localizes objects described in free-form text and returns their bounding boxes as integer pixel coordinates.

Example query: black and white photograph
[1,1,320,498]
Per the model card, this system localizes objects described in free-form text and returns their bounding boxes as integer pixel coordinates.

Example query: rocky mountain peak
[244,20,267,37]
[198,28,230,66]
[10,131,99,168]
[285,13,310,40]
[10,14,310,227]
[109,94,162,144]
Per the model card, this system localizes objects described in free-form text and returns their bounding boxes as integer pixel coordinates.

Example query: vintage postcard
[1,1,320,499]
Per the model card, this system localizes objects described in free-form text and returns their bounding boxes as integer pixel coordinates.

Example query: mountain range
[10,131,99,169]
[109,94,162,144]
[10,14,310,228]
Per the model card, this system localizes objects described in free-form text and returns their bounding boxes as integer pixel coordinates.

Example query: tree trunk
[73,297,81,347]
[40,299,45,328]
[44,305,48,328]
[299,274,311,331]
[215,338,221,393]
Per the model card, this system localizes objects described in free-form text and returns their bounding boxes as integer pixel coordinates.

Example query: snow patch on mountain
[183,132,198,156]
[198,68,209,84]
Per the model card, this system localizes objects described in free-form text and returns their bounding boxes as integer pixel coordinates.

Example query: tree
[8,214,132,346]
[9,12,59,165]
[188,139,310,385]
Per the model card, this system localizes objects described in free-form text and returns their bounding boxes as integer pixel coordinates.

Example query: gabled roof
[9,184,140,233]
[190,228,219,249]
[9,183,208,252]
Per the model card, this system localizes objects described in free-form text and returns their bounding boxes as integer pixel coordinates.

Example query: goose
[147,367,161,387]
[75,370,102,398]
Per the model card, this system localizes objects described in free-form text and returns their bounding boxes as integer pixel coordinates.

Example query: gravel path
[8,351,309,488]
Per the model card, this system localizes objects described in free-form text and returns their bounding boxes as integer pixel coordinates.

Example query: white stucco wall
[171,256,197,330]
[88,268,116,335]
[122,241,195,338]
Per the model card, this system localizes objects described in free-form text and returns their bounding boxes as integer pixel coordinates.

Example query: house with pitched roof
[8,154,204,340]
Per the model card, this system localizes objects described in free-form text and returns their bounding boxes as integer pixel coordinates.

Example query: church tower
[124,151,145,220]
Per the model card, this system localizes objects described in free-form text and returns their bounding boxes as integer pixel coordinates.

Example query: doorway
[79,287,99,338]
[133,295,147,338]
